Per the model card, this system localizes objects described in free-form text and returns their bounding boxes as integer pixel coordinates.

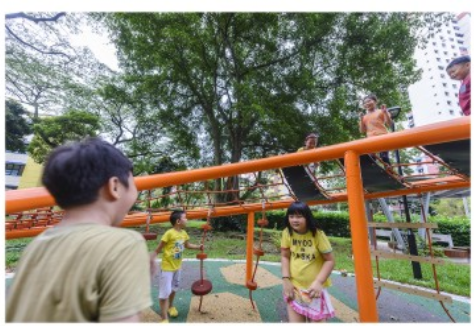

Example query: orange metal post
[345,150,378,322]
[246,212,255,283]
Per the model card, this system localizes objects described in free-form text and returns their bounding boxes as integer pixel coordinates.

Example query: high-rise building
[408,12,470,127]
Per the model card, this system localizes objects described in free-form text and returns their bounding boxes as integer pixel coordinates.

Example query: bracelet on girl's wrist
[282,276,290,280]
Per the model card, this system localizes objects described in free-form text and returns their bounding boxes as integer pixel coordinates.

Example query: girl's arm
[281,247,295,300]
[307,252,335,298]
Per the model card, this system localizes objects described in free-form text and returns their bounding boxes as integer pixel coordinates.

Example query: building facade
[408,12,471,127]
[5,151,28,190]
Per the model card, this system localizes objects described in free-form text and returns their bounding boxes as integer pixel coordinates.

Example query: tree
[5,12,115,118]
[6,99,32,152]
[27,110,100,163]
[98,12,444,230]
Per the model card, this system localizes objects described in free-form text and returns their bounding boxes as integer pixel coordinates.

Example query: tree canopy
[6,100,32,153]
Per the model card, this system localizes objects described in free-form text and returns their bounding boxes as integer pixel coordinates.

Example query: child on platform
[150,210,203,323]
[281,201,336,322]
[6,138,152,322]
[359,94,393,165]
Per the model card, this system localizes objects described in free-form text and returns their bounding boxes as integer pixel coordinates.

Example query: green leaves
[6,100,32,153]
[27,110,100,163]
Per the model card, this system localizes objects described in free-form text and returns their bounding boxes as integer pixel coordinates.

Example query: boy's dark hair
[446,55,470,70]
[170,210,185,225]
[42,137,133,209]
[284,201,320,237]
[363,94,378,103]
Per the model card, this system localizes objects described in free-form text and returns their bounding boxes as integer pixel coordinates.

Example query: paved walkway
[150,259,470,323]
[5,259,470,323]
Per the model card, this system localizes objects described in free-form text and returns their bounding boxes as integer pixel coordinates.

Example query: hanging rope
[191,207,213,312]
[419,196,456,323]
[247,200,269,310]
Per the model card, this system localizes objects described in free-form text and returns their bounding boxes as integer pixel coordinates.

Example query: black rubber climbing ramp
[281,165,326,202]
[423,139,470,177]
[340,155,405,193]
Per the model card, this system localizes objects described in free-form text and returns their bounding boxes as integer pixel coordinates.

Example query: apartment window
[438,65,444,70]
[5,163,25,176]
[444,51,448,55]
[434,93,437,96]
[457,40,464,45]
[447,30,451,34]
[445,91,449,96]
[442,83,447,87]
[449,110,454,115]
[453,84,457,89]
[448,39,454,43]
[455,93,458,98]
[447,101,452,106]
[440,73,446,78]
[453,26,460,30]
[433,42,437,46]
[434,49,439,54]
[436,57,441,62]
[436,102,440,106]
[442,43,446,48]
[455,33,464,38]
[446,59,449,63]
[453,52,458,56]
[451,45,455,49]
[430,76,434,79]
[417,167,424,174]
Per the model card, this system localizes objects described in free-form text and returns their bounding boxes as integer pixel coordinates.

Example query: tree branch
[6,12,66,23]
[6,25,71,58]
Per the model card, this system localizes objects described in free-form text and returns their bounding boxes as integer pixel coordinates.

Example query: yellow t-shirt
[6,224,152,322]
[281,228,332,289]
[160,228,190,271]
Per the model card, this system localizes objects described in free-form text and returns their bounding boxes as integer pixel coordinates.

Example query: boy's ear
[105,177,121,200]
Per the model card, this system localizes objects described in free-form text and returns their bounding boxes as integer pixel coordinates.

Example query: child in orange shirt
[359,94,393,165]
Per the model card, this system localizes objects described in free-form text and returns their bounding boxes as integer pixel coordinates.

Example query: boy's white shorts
[159,269,182,299]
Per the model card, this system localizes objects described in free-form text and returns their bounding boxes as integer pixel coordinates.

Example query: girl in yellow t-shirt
[281,201,336,322]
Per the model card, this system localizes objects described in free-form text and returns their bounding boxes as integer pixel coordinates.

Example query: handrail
[5,116,470,214]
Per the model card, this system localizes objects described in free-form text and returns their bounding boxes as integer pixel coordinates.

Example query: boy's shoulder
[41,223,145,245]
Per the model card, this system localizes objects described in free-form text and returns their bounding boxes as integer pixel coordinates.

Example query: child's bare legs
[168,291,176,308]
[159,298,169,320]
[286,304,306,323]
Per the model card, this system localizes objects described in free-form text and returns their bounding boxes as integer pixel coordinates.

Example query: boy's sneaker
[168,307,178,317]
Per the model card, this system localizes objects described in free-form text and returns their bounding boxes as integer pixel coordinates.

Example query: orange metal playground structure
[5,116,471,322]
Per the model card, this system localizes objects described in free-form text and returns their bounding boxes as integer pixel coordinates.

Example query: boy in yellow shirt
[150,210,203,322]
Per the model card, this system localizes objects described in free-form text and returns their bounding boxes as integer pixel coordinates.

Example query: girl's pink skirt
[284,288,335,321]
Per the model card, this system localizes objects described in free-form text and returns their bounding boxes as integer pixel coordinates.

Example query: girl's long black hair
[284,201,320,237]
